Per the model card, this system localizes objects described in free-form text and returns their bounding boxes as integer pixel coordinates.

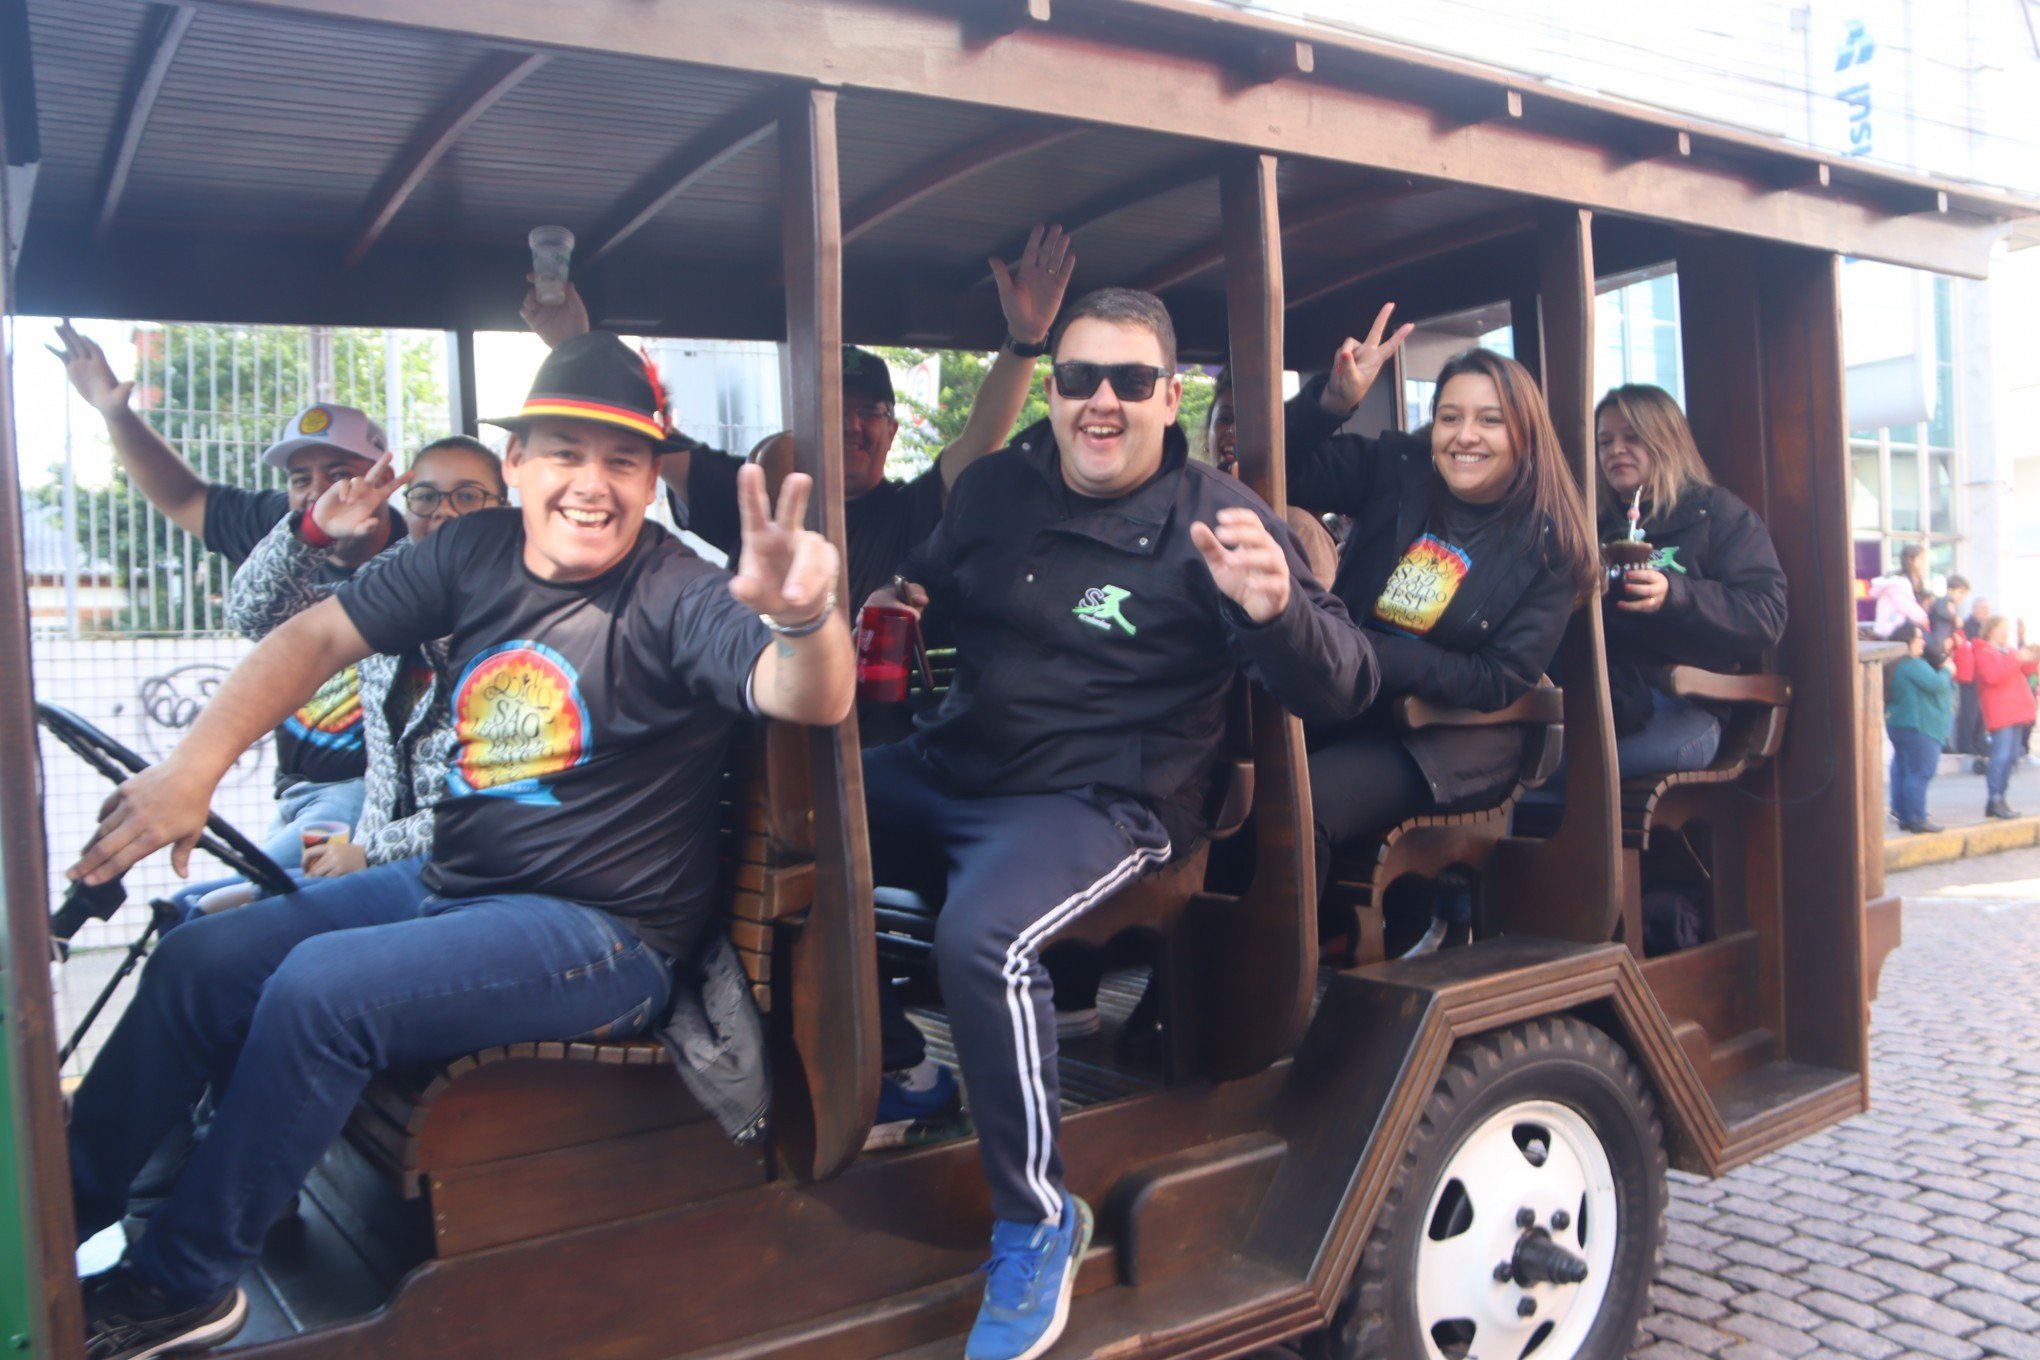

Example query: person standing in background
[1885,622,1954,835]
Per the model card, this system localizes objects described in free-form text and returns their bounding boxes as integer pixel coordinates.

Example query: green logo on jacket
[1073,585,1137,636]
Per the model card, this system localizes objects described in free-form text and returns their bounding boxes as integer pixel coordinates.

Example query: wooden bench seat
[342,723,808,1257]
[1324,682,1564,965]
[1620,666,1790,853]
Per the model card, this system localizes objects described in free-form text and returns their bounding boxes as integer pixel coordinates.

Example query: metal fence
[24,322,450,1074]
[32,324,451,640]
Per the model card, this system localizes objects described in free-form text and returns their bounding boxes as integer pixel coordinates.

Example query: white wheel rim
[1411,1099,1620,1360]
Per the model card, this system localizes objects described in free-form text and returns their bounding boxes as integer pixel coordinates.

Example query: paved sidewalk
[1629,848,2040,1360]
[1885,765,2040,873]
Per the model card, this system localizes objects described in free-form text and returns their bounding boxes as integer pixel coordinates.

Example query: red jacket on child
[1952,632,2038,733]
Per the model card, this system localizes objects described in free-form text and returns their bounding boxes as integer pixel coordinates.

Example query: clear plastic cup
[528,225,576,306]
[300,820,351,852]
[856,605,919,704]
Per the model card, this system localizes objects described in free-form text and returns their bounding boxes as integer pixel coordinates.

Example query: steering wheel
[37,703,299,898]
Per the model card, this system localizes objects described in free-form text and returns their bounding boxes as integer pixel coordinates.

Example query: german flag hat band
[483,333,685,452]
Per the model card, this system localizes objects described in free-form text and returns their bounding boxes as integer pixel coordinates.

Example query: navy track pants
[863,742,1169,1226]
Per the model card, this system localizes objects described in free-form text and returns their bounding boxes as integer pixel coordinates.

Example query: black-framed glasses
[1051,362,1170,402]
[403,485,503,516]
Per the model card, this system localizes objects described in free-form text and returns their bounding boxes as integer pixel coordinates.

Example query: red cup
[857,605,918,704]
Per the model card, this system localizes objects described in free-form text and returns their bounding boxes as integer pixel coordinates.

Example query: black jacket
[1599,481,1787,735]
[900,419,1377,844]
[1286,379,1577,804]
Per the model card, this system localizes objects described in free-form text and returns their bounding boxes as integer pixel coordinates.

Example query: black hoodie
[1598,481,1787,734]
[898,418,1377,846]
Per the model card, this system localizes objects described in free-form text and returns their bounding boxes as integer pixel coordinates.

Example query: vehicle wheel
[1303,1016,1666,1360]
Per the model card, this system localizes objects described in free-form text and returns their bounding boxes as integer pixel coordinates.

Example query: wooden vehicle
[0,2,2029,1357]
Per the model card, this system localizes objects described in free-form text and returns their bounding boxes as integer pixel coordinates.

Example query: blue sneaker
[965,1195,1093,1360]
[864,1064,964,1151]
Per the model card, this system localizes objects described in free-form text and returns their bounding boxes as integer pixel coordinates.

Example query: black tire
[1303,1016,1667,1360]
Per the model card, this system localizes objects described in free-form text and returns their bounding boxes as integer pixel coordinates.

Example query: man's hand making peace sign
[728,463,856,727]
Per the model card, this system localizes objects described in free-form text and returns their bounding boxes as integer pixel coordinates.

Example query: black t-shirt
[1370,490,1508,639]
[673,449,947,609]
[335,509,768,958]
[205,484,411,792]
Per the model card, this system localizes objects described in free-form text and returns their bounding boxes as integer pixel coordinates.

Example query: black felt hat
[485,333,684,451]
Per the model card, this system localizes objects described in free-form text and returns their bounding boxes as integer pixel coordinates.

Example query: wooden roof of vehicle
[9,0,2035,354]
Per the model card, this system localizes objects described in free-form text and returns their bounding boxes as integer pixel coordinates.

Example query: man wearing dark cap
[61,333,853,1360]
[524,223,1075,609]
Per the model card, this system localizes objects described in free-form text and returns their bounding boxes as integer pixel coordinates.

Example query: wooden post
[1195,152,1316,1080]
[0,82,86,1358]
[1675,235,1786,1032]
[775,85,878,1180]
[1492,207,1622,944]
[1755,244,1866,1074]
[445,328,479,437]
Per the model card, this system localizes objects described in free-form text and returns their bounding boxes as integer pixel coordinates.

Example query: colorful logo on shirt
[1372,534,1471,637]
[1073,585,1137,636]
[447,641,590,806]
[284,666,364,751]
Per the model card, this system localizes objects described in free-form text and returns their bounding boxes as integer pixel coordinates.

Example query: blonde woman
[1595,384,1788,775]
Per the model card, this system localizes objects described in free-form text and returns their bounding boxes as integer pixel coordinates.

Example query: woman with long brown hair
[1594,384,1787,775]
[1285,306,1597,951]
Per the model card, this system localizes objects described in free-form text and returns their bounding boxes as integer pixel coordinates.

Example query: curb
[1886,815,2040,872]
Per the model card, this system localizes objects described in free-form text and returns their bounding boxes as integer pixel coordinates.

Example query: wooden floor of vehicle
[222,970,1167,1348]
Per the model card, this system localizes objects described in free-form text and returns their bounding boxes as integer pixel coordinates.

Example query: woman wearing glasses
[224,436,507,881]
[1286,306,1598,954]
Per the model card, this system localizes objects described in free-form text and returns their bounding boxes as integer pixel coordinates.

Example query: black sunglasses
[1051,361,1170,403]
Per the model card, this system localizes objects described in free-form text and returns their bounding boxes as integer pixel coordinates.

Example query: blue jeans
[1615,693,1723,779]
[68,857,673,1306]
[259,777,368,870]
[1987,726,2023,803]
[1887,726,1940,826]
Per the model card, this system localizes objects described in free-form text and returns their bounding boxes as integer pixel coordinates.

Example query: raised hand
[520,274,591,350]
[314,450,411,563]
[48,320,134,415]
[1321,302,1416,416]
[1192,508,1292,624]
[68,758,215,886]
[728,464,841,624]
[990,223,1075,347]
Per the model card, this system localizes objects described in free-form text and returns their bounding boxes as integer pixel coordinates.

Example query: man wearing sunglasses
[860,288,1377,1360]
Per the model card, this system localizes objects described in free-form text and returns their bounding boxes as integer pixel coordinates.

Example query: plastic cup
[857,605,919,704]
[528,225,576,306]
[300,821,351,852]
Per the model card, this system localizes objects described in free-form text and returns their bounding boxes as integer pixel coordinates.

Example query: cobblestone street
[1629,848,2040,1360]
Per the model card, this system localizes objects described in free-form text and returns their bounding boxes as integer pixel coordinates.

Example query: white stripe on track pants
[865,741,1171,1225]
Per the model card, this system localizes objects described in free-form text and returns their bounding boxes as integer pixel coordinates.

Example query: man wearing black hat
[523,223,1075,609]
[61,333,852,1360]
